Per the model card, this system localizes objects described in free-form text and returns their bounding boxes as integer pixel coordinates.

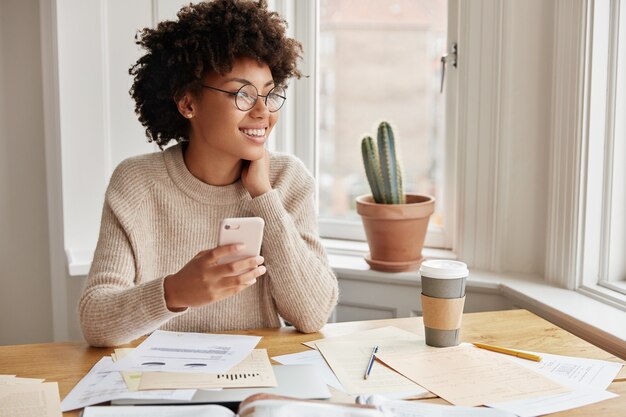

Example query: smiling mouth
[240,128,267,143]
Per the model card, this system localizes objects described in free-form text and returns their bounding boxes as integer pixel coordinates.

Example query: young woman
[79,0,338,347]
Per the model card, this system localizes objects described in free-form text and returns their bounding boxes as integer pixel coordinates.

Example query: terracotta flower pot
[356,193,435,272]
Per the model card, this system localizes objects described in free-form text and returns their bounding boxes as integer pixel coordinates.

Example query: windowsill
[67,241,626,359]
[67,248,93,276]
[325,241,626,360]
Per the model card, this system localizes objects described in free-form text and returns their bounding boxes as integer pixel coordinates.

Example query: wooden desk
[1,310,624,416]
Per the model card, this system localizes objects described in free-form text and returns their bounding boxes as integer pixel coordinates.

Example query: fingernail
[247,278,257,286]
[236,244,245,250]
[256,256,264,264]
[258,266,267,275]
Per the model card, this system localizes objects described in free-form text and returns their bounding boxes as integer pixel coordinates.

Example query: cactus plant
[361,121,406,204]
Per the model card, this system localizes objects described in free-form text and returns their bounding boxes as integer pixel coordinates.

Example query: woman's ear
[176,93,195,119]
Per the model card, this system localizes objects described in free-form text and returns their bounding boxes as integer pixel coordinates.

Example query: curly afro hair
[129,0,303,148]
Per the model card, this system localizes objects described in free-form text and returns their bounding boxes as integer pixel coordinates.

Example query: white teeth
[241,128,265,137]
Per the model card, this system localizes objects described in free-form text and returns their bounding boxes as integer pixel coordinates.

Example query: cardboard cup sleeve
[421,294,466,330]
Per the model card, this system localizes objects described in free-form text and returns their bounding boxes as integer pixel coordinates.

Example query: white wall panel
[57,0,158,269]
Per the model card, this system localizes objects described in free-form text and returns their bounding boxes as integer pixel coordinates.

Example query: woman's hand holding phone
[164,217,265,311]
[163,244,266,311]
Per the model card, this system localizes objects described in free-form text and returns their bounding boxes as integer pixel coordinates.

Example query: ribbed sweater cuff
[247,190,289,229]
[139,277,186,321]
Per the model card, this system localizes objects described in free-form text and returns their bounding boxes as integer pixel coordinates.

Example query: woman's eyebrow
[224,77,275,87]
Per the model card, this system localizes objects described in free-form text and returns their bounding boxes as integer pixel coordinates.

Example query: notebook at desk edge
[111,365,331,405]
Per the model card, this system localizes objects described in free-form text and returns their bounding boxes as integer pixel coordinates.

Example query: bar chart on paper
[138,349,278,390]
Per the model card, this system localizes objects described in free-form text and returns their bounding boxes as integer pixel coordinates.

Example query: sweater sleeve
[78,200,183,347]
[247,164,338,333]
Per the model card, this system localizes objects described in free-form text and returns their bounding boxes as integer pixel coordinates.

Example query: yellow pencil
[472,342,542,362]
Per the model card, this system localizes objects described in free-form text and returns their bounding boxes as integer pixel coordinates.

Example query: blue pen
[363,346,379,380]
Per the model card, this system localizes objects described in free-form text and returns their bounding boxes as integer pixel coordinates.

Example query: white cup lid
[419,260,468,279]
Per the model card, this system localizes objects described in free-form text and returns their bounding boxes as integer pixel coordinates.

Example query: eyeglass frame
[200,83,287,112]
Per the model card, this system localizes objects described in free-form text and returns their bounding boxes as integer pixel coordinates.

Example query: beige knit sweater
[79,144,338,347]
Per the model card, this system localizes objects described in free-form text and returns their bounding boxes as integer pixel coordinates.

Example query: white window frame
[547,0,626,310]
[279,0,457,250]
[577,0,626,306]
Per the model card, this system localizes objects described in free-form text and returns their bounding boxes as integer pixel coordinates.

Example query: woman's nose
[248,96,270,117]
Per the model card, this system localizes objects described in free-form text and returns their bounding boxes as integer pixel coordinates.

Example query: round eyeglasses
[201,83,286,112]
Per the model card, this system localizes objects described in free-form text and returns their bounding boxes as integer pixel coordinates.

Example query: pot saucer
[364,254,424,273]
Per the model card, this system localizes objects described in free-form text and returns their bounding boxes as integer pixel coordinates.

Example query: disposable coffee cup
[419,260,469,347]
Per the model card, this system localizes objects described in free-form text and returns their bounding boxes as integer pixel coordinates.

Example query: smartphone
[217,217,265,264]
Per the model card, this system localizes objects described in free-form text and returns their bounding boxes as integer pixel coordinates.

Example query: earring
[186,113,193,119]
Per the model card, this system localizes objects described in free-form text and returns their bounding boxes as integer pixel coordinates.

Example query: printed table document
[108,330,261,373]
[138,349,277,390]
[498,350,623,390]
[487,350,623,416]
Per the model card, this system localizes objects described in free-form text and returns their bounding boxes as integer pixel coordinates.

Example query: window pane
[318,0,447,229]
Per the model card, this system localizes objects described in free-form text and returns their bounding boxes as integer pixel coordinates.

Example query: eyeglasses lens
[267,86,286,112]
[235,84,285,112]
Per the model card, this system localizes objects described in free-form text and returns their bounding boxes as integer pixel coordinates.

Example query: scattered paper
[488,389,618,417]
[486,350,623,416]
[108,330,261,373]
[272,350,345,391]
[113,348,143,392]
[303,326,422,349]
[314,327,431,396]
[376,344,570,406]
[82,404,236,417]
[60,357,196,412]
[500,350,623,390]
[138,349,277,390]
[0,376,45,384]
[238,398,385,417]
[372,397,517,417]
[0,382,62,417]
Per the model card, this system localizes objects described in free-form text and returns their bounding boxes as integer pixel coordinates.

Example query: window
[315,0,451,248]
[579,0,626,305]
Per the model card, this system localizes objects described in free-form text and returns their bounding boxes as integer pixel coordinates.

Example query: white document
[84,400,386,417]
[272,350,345,391]
[60,357,196,412]
[82,404,235,417]
[498,350,623,390]
[487,350,623,417]
[488,389,618,417]
[108,330,261,373]
[238,399,384,417]
[361,395,517,417]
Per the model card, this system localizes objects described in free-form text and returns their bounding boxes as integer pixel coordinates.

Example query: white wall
[0,0,54,345]
[500,0,554,274]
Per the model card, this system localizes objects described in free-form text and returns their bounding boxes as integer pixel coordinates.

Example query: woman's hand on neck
[241,148,272,198]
